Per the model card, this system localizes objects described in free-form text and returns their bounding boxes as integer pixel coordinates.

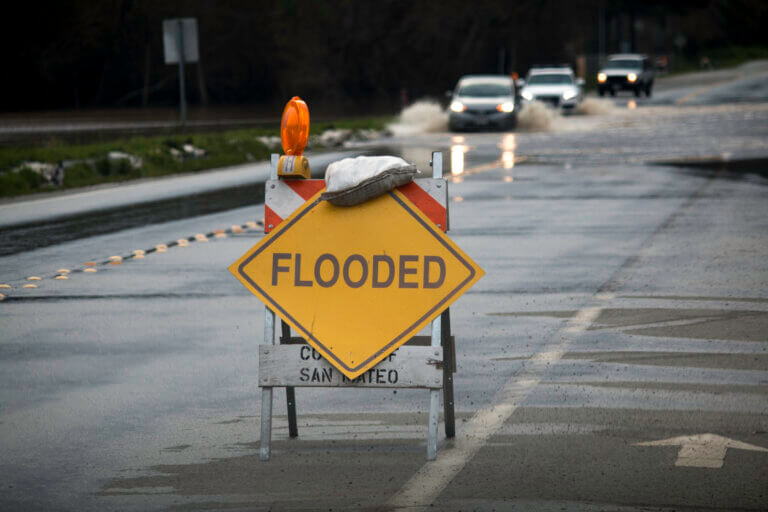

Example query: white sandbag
[321,156,418,206]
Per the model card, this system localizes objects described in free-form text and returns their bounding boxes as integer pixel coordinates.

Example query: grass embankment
[0,117,389,198]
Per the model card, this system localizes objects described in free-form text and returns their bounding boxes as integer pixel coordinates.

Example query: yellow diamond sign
[229,188,484,379]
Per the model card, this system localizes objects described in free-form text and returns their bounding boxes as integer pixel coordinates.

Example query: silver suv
[597,54,655,97]
[448,75,517,132]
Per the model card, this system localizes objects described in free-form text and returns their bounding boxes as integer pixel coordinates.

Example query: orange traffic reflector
[57,268,70,274]
[23,283,38,288]
[156,244,168,252]
[231,225,244,234]
[214,231,227,238]
[246,221,258,229]
[84,261,98,266]
[177,239,190,247]
[0,284,11,289]
[27,276,41,281]
[195,233,208,242]
[0,293,4,300]
[109,255,123,262]
[55,275,69,280]
[280,96,309,156]
[109,261,122,265]
[133,249,145,259]
[84,268,97,273]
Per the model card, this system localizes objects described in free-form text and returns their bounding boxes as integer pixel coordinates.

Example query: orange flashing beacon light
[278,96,311,179]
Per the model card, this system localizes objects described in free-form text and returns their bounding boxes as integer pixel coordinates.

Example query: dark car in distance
[597,54,655,97]
[448,75,517,132]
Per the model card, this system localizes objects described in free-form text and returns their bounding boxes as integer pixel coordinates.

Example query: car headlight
[597,73,607,83]
[521,90,534,101]
[562,90,577,100]
[627,73,637,82]
[450,101,466,113]
[496,102,515,113]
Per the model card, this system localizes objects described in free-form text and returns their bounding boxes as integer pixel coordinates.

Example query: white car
[519,67,584,111]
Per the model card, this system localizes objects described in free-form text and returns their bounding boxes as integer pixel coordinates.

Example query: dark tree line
[1,0,766,112]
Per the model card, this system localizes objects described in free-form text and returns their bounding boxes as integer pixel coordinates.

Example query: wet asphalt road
[1,65,768,511]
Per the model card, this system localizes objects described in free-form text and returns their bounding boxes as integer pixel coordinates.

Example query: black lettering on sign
[399,255,418,288]
[273,253,451,289]
[294,254,313,287]
[424,256,446,288]
[272,253,291,286]
[314,254,340,288]
[336,366,398,385]
[311,348,322,360]
[307,367,333,382]
[299,368,309,382]
[372,255,395,288]
[300,346,311,360]
[343,254,368,288]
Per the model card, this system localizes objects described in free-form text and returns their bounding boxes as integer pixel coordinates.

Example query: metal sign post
[259,154,280,461]
[230,151,482,461]
[427,151,443,460]
[162,18,199,125]
[176,20,187,125]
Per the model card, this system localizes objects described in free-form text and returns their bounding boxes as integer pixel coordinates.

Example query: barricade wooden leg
[281,321,299,438]
[441,308,455,438]
[427,315,442,460]
[260,307,276,461]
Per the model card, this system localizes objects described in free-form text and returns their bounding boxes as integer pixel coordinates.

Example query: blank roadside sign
[162,18,199,64]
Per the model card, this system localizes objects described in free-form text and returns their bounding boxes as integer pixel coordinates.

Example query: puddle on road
[656,157,768,184]
[489,307,768,343]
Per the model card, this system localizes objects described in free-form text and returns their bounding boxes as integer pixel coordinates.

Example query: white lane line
[387,297,610,510]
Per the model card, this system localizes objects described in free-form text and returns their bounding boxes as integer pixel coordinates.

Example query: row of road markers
[229,152,484,460]
[0,220,262,301]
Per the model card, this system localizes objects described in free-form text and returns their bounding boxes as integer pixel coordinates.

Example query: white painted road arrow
[635,433,768,468]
